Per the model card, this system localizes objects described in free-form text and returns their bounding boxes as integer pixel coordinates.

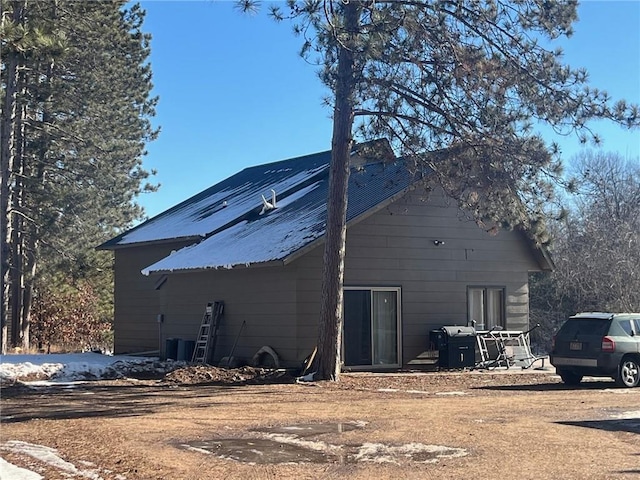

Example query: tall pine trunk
[315,0,359,381]
[20,234,37,350]
[0,62,15,352]
[0,2,24,353]
[10,84,27,348]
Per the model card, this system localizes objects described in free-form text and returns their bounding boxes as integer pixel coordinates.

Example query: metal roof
[98,149,333,250]
[98,145,422,273]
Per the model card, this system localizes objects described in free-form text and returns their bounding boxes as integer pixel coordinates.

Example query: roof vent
[260,189,277,214]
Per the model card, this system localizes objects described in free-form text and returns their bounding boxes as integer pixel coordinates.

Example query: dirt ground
[1,366,639,480]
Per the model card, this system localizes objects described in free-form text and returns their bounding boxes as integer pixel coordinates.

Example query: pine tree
[240,0,640,381]
[1,0,67,351]
[0,0,158,352]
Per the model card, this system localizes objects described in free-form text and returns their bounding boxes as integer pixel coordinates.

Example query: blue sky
[137,1,640,219]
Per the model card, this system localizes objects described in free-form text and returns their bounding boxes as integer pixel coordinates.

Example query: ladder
[476,334,490,366]
[191,301,224,364]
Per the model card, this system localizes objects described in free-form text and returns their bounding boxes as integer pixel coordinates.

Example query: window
[619,320,634,336]
[468,287,505,331]
[343,287,401,367]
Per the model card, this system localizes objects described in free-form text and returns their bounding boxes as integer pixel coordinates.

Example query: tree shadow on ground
[556,418,640,435]
[0,380,298,423]
[473,380,619,392]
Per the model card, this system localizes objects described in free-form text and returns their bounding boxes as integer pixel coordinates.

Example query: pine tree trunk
[20,237,37,351]
[10,91,27,348]
[7,61,30,349]
[0,3,23,352]
[315,0,359,381]
[0,74,13,352]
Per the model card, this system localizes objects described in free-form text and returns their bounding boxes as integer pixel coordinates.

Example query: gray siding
[114,245,299,365]
[113,243,187,354]
[292,189,539,366]
[157,267,298,366]
[113,188,543,369]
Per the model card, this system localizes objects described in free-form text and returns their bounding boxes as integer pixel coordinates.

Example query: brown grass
[1,370,639,479]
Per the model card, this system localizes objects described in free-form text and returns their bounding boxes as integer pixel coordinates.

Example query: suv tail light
[601,336,616,352]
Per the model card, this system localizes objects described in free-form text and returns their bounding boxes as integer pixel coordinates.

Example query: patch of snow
[609,410,640,419]
[377,388,400,393]
[182,445,213,456]
[0,441,105,480]
[0,352,164,383]
[296,371,316,382]
[354,442,468,464]
[0,358,63,380]
[0,457,43,480]
[262,433,341,454]
[435,391,468,396]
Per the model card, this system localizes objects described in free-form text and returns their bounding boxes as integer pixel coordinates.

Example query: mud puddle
[179,421,468,465]
[183,437,333,464]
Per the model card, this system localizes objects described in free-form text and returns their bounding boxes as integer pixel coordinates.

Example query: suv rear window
[558,318,610,337]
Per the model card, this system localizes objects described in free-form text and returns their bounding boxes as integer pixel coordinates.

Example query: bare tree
[530,151,640,351]
[557,151,640,312]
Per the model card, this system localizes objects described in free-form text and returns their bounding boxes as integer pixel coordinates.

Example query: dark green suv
[550,313,640,387]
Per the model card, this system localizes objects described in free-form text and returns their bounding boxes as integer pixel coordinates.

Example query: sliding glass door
[343,287,401,368]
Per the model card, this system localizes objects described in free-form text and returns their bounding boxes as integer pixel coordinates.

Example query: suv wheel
[558,370,583,385]
[616,357,640,388]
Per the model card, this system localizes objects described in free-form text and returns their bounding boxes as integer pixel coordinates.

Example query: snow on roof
[99,150,331,248]
[143,159,417,273]
[142,182,327,273]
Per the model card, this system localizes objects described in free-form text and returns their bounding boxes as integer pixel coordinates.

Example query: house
[98,143,553,370]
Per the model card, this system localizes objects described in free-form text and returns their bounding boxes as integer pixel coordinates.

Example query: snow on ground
[0,456,43,480]
[1,352,165,479]
[0,441,127,480]
[0,352,176,384]
[0,353,635,477]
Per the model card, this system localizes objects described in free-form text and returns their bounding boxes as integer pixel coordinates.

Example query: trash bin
[165,338,179,360]
[436,326,476,369]
[177,339,195,362]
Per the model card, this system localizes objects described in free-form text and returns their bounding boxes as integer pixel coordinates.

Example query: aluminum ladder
[192,301,224,364]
